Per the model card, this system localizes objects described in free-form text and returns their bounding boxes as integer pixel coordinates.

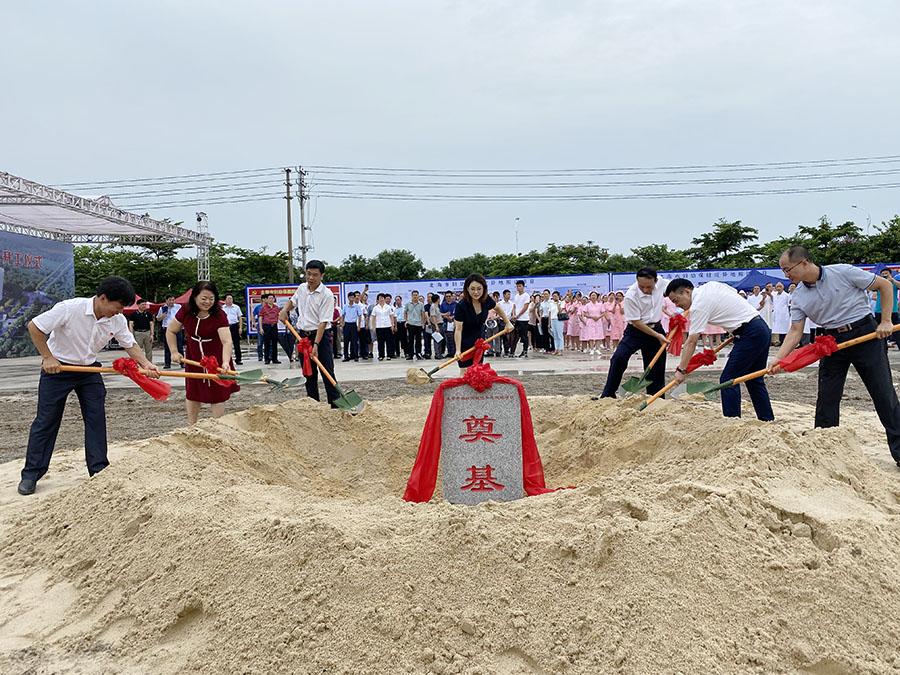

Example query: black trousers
[395,321,408,357]
[296,330,340,406]
[601,323,667,397]
[512,320,530,354]
[540,318,554,352]
[23,368,107,481]
[424,329,433,357]
[376,327,394,359]
[163,329,184,367]
[407,324,423,357]
[359,326,372,358]
[720,317,774,420]
[229,323,242,364]
[263,324,280,363]
[342,324,359,359]
[816,315,900,463]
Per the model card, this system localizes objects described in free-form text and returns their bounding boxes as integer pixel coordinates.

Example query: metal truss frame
[0,171,211,279]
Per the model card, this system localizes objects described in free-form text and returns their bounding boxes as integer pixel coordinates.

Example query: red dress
[176,307,239,404]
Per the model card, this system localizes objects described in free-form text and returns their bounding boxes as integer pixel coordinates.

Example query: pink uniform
[566,302,581,337]
[608,301,625,340]
[579,301,607,341]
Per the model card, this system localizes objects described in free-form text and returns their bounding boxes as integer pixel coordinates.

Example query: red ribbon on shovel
[296,338,314,377]
[666,313,688,356]
[776,335,839,372]
[112,358,172,401]
[470,338,490,366]
[686,348,717,372]
[199,355,236,387]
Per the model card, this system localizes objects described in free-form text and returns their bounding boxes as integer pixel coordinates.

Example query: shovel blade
[334,387,365,414]
[234,368,265,382]
[686,381,721,395]
[406,368,432,385]
[621,376,650,394]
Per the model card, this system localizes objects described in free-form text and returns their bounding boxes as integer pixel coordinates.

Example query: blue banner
[0,231,74,358]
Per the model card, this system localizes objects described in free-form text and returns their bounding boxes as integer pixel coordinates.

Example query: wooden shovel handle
[430,325,514,375]
[281,321,340,387]
[58,364,223,381]
[181,356,238,376]
[641,335,735,411]
[833,323,900,351]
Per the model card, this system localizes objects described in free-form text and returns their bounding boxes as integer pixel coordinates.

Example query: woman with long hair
[166,281,238,424]
[453,274,513,374]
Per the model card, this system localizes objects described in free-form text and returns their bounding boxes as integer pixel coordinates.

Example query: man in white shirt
[19,276,160,496]
[156,295,184,369]
[279,260,339,407]
[510,280,532,357]
[600,268,670,397]
[222,294,244,365]
[371,293,397,361]
[497,289,515,356]
[746,285,764,311]
[668,279,774,421]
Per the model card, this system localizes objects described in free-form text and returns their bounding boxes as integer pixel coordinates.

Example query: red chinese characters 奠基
[460,465,505,492]
[458,415,503,443]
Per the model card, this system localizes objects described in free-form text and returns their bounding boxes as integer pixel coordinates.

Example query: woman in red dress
[165,281,238,424]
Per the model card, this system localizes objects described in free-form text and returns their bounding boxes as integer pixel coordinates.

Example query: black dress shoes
[17,479,36,495]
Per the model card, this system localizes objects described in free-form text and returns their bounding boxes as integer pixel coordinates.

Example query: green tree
[687,218,760,268]
[440,253,495,279]
[629,244,693,271]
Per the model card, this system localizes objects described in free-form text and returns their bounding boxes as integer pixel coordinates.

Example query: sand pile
[1,394,899,674]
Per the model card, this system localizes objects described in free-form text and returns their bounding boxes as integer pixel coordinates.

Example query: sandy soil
[0,365,896,466]
[0,387,898,674]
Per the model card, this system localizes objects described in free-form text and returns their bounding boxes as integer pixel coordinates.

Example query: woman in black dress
[454,274,513,374]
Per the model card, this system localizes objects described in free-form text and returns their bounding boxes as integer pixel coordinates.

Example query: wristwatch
[675,366,685,374]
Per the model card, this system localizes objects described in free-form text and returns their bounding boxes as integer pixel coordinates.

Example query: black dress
[454,296,496,368]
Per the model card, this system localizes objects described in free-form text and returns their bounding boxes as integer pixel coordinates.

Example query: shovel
[688,323,900,399]
[406,325,513,384]
[638,337,734,411]
[620,340,669,394]
[282,321,365,413]
[180,357,285,389]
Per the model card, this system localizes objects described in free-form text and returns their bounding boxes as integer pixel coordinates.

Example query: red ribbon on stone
[686,348,717,373]
[666,314,687,356]
[296,338,314,377]
[470,338,490,366]
[777,335,839,372]
[112,357,171,401]
[403,363,568,502]
[199,355,236,388]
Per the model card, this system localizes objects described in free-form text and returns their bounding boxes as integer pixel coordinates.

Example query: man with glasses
[771,246,900,469]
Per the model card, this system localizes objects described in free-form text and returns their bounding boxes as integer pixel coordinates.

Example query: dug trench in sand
[1,393,899,674]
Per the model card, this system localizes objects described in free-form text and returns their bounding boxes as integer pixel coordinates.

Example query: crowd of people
[13,250,900,497]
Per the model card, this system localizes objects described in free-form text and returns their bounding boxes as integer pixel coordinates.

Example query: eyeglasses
[781,260,804,275]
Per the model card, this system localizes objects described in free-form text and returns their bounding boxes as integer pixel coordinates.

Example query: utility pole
[298,166,310,269]
[285,167,294,282]
[515,216,520,256]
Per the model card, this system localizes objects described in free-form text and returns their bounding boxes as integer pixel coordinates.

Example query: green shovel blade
[621,376,651,394]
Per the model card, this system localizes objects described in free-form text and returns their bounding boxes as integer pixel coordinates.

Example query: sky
[3,0,900,269]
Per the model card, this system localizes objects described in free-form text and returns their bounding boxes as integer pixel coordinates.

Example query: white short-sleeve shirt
[688,282,759,335]
[32,297,135,365]
[372,304,395,328]
[622,277,669,323]
[290,283,336,331]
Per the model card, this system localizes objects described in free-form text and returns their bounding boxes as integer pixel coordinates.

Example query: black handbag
[558,311,569,321]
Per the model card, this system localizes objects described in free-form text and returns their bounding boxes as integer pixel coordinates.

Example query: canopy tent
[0,171,211,280]
[732,269,790,291]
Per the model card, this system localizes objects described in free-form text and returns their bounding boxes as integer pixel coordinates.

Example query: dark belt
[731,315,764,336]
[822,315,874,336]
[296,329,318,338]
[134,329,151,333]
